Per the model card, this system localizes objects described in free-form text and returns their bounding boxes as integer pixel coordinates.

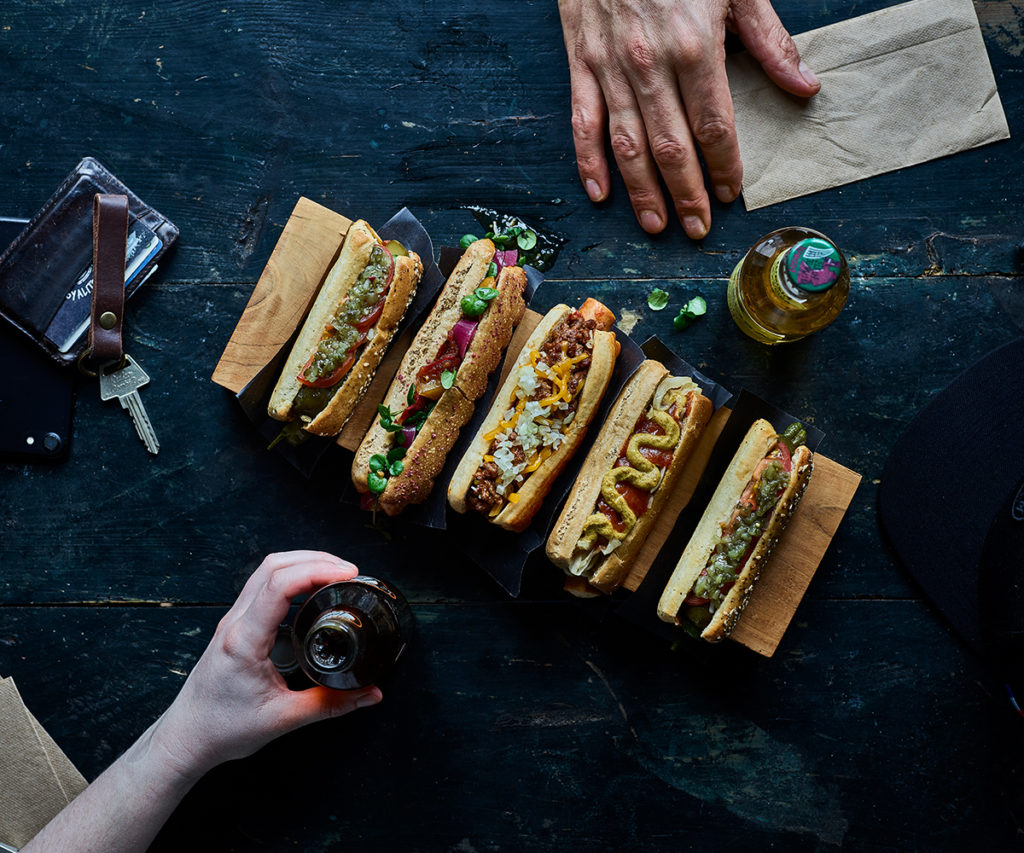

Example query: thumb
[275,685,383,733]
[730,0,820,97]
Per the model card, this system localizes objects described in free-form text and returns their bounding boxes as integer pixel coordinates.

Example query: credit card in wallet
[45,218,163,353]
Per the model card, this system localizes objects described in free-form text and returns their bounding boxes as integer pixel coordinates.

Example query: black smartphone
[0,217,75,462]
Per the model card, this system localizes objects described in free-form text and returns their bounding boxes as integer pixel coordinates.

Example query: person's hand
[149,551,382,781]
[559,0,821,238]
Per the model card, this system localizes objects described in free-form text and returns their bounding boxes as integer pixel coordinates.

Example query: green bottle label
[784,238,841,292]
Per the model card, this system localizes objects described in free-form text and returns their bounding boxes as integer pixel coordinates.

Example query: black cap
[879,337,1024,689]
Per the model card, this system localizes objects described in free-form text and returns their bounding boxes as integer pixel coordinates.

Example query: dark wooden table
[2,1,1022,850]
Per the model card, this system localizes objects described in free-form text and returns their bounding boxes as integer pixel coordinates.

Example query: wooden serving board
[500,308,861,656]
[212,197,351,395]
[211,197,413,453]
[213,208,861,657]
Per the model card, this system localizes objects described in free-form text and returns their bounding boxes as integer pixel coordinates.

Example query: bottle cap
[785,238,842,292]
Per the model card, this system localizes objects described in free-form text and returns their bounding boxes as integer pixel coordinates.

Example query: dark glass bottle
[290,576,412,690]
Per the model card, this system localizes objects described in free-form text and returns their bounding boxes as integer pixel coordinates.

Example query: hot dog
[268,219,422,437]
[352,238,527,515]
[546,359,713,593]
[657,418,813,641]
[448,299,619,532]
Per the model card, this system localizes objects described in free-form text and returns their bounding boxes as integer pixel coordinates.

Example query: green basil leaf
[369,454,388,473]
[389,459,405,477]
[648,288,670,311]
[474,286,499,302]
[441,369,456,390]
[516,229,537,251]
[486,261,498,278]
[684,295,708,316]
[367,472,388,494]
[386,446,407,463]
[459,234,478,250]
[461,295,487,318]
[407,383,416,405]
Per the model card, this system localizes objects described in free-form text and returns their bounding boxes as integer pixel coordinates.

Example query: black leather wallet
[0,157,179,367]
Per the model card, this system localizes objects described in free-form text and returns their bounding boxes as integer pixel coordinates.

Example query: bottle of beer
[727,227,849,344]
[290,576,413,690]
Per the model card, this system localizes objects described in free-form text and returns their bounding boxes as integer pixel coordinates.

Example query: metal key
[98,354,160,454]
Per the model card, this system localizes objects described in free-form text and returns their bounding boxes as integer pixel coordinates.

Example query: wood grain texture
[1,0,1023,848]
[728,455,862,656]
[211,196,349,393]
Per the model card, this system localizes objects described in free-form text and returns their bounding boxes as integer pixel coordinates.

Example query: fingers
[603,76,670,235]
[730,0,820,97]
[225,551,359,654]
[274,685,384,734]
[568,59,611,203]
[675,40,743,208]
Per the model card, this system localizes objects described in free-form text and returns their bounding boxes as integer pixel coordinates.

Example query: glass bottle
[727,227,849,344]
[290,575,413,690]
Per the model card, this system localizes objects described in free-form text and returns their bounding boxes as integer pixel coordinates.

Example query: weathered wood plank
[1,601,1020,851]
[0,0,1019,283]
[2,273,1017,606]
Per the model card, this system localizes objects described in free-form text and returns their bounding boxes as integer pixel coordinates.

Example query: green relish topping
[300,244,392,384]
[685,422,807,625]
[691,458,787,610]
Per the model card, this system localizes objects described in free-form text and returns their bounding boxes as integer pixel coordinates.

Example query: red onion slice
[451,318,478,358]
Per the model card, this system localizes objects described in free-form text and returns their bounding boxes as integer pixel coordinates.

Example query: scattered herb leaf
[648,288,670,311]
[673,295,708,331]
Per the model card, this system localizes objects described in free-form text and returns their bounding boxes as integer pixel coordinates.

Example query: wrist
[142,709,218,789]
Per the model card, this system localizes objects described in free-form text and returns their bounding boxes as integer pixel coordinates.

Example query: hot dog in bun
[352,238,527,515]
[658,418,813,641]
[268,219,422,437]
[448,298,619,532]
[546,359,713,593]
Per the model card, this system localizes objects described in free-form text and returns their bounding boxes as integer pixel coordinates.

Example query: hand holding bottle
[22,551,383,853]
[151,550,383,780]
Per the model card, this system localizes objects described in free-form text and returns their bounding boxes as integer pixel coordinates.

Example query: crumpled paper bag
[0,677,87,849]
[728,0,1010,210]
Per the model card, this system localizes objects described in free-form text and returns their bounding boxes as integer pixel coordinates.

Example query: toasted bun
[352,242,527,514]
[448,304,574,515]
[492,327,617,532]
[700,444,812,641]
[657,419,778,623]
[546,360,669,568]
[656,419,813,640]
[268,220,422,436]
[547,362,713,593]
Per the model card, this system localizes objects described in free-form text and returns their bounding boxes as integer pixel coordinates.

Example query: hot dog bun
[657,418,813,641]
[268,219,422,436]
[352,240,527,515]
[546,359,713,593]
[448,301,619,532]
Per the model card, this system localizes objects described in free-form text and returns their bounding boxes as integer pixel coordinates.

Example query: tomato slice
[298,346,358,388]
[398,393,432,426]
[776,440,792,472]
[379,243,396,289]
[353,296,386,333]
[416,335,461,384]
